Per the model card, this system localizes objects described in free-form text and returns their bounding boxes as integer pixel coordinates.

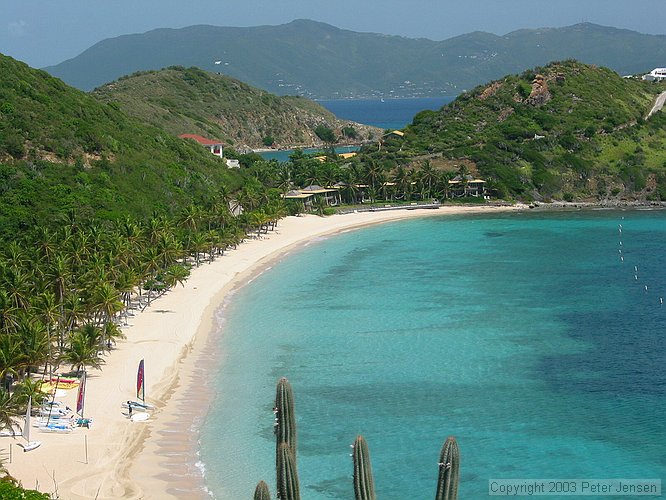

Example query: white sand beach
[5,205,523,499]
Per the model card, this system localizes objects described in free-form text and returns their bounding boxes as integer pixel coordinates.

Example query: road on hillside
[646,90,666,119]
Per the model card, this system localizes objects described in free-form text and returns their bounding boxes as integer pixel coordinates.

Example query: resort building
[178,134,224,158]
[642,68,666,82]
[283,185,340,209]
[448,175,487,198]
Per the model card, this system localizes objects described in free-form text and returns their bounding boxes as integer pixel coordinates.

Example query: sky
[2,0,665,69]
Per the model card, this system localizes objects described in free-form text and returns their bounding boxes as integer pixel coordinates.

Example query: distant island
[44,20,666,99]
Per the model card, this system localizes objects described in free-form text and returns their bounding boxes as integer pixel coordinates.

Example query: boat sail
[122,359,154,413]
[21,397,41,452]
[76,371,86,417]
[137,358,144,402]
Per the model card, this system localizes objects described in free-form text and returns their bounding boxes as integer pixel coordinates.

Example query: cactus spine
[352,435,376,500]
[435,436,460,500]
[254,480,271,500]
[277,442,300,500]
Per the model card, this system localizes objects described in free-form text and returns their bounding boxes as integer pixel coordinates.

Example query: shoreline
[5,205,524,498]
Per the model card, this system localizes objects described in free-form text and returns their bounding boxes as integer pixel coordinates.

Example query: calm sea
[258,97,454,162]
[199,209,666,499]
[318,97,455,131]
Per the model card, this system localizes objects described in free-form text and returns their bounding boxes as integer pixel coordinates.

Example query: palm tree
[0,333,25,391]
[419,160,438,200]
[90,282,123,327]
[35,292,60,379]
[61,328,104,375]
[102,322,125,350]
[0,390,19,433]
[16,315,49,377]
[11,377,49,408]
[0,289,19,334]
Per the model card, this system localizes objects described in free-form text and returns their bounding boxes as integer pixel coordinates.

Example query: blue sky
[2,0,665,68]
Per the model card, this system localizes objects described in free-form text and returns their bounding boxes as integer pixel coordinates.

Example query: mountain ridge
[44,20,666,98]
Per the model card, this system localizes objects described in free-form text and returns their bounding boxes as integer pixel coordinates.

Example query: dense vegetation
[44,20,666,98]
[0,53,248,239]
[358,60,666,202]
[93,66,379,149]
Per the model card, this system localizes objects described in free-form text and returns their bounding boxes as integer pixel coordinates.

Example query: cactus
[352,435,376,500]
[435,436,460,500]
[254,480,271,500]
[274,377,297,464]
[277,442,300,500]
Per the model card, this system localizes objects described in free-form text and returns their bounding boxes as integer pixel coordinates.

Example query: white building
[643,68,666,82]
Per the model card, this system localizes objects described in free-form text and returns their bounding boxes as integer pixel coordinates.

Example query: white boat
[121,400,154,412]
[20,397,42,452]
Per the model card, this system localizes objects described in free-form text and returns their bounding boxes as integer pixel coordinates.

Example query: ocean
[199,209,666,499]
[318,97,456,131]
[258,97,455,162]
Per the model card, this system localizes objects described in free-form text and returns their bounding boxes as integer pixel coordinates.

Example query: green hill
[0,53,242,238]
[44,20,666,98]
[92,66,380,149]
[366,60,666,202]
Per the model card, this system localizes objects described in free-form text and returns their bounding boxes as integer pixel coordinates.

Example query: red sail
[136,359,145,401]
[76,372,86,416]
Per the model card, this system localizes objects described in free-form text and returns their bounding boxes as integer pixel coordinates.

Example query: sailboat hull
[21,441,41,452]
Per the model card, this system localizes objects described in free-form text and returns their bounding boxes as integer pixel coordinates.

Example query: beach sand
[5,205,523,499]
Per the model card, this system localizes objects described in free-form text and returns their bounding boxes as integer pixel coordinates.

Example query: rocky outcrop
[524,74,551,106]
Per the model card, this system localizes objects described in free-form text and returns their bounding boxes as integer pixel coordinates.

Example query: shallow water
[199,210,666,499]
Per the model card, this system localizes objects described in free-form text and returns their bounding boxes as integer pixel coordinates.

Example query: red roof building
[179,134,224,157]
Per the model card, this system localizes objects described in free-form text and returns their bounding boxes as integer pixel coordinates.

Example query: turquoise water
[199,210,666,499]
[258,145,360,163]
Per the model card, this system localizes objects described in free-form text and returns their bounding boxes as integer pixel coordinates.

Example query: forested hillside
[93,66,380,149]
[360,60,666,202]
[0,53,243,239]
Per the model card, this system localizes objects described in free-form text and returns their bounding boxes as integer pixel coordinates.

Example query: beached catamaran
[21,397,41,452]
[122,359,154,414]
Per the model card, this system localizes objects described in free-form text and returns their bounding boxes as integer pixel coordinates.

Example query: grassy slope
[400,60,666,201]
[0,53,242,238]
[92,66,380,149]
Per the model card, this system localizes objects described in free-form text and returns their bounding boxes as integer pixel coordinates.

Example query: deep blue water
[257,97,455,161]
[318,96,455,130]
[199,209,666,499]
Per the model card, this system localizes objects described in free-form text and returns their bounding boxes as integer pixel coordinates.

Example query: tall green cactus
[435,436,460,500]
[274,377,297,463]
[277,442,300,500]
[254,480,271,500]
[352,435,376,500]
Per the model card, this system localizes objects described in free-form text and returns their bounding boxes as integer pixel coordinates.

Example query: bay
[257,96,455,162]
[199,209,666,499]
[318,96,455,130]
